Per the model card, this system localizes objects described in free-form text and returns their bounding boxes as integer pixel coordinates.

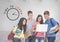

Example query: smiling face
[36,15,43,24]
[23,19,26,25]
[28,11,33,20]
[44,14,49,20]
[28,13,33,19]
[38,17,42,22]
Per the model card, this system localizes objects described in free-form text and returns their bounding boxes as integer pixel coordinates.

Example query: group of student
[8,10,59,42]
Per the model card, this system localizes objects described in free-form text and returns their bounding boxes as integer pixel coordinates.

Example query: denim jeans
[25,38,29,42]
[35,37,44,42]
[13,38,21,42]
[48,37,56,42]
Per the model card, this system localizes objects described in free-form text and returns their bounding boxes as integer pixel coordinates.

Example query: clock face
[6,8,19,21]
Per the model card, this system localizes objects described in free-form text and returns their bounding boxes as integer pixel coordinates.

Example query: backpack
[50,18,59,34]
[8,31,14,40]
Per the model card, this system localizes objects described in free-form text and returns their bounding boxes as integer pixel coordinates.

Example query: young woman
[32,15,44,42]
[13,17,27,42]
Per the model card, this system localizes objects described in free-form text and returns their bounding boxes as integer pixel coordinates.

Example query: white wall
[0,0,60,31]
[0,0,60,42]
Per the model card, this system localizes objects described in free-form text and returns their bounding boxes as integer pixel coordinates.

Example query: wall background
[0,0,60,42]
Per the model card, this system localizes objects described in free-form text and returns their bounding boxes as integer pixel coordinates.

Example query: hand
[24,32,31,39]
[49,30,55,33]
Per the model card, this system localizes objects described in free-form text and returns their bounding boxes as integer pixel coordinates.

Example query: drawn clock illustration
[4,5,22,21]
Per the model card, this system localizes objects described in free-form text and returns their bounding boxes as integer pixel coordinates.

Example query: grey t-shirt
[26,19,35,35]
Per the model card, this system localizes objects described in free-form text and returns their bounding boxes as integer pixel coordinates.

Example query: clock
[6,8,19,21]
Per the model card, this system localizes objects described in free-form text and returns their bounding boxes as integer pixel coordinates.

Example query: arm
[50,24,59,33]
[32,22,36,32]
[13,25,18,34]
[50,18,59,33]
[32,25,36,32]
[44,33,47,42]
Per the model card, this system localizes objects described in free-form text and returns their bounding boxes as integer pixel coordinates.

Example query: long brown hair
[18,17,27,33]
[36,15,43,24]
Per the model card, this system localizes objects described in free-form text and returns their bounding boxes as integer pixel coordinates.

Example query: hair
[36,15,43,24]
[18,17,27,33]
[44,11,50,15]
[28,10,33,15]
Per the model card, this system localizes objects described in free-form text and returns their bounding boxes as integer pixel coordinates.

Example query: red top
[33,22,44,37]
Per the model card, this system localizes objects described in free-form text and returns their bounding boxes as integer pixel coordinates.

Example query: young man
[43,11,59,42]
[25,11,35,42]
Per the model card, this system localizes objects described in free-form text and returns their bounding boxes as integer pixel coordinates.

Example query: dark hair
[18,17,27,33]
[36,15,43,24]
[44,11,50,15]
[28,10,33,15]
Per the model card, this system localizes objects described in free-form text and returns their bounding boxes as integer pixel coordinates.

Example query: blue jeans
[35,37,44,42]
[48,37,56,42]
[13,38,21,42]
[25,38,29,42]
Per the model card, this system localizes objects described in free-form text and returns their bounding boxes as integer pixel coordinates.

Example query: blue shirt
[45,18,57,37]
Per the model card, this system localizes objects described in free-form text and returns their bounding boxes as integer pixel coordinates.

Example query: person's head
[44,11,50,20]
[18,17,27,26]
[36,15,43,24]
[28,10,33,19]
[18,17,27,33]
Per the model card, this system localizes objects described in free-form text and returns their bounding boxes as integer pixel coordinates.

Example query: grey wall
[0,0,60,42]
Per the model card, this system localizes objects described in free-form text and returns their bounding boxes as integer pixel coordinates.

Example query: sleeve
[51,18,57,26]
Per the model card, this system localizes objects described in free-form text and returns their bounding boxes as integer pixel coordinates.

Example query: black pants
[29,35,35,42]
[25,35,35,42]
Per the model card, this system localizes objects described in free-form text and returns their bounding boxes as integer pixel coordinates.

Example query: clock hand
[12,12,17,15]
[12,12,15,15]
